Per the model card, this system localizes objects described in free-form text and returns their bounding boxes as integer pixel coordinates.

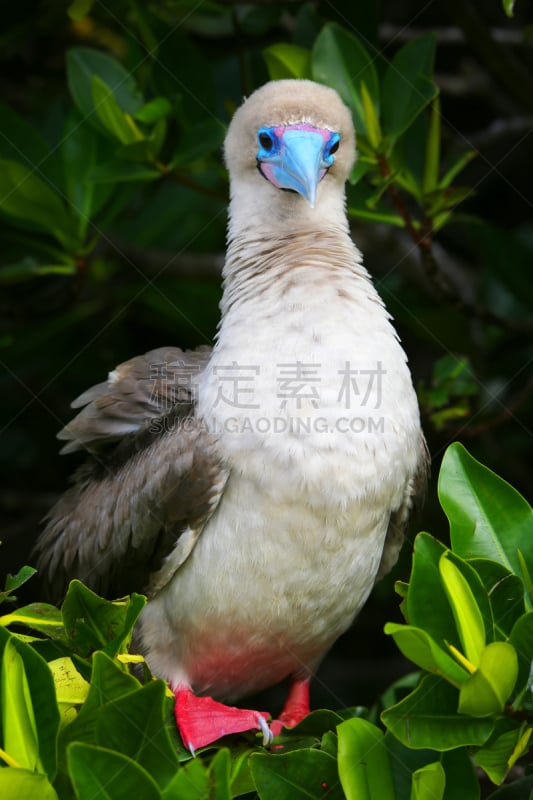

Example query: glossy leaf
[0,628,60,779]
[381,674,494,750]
[59,651,140,757]
[67,47,143,127]
[384,622,469,685]
[49,657,90,706]
[458,642,518,717]
[439,443,533,597]
[133,97,172,125]
[337,717,395,800]
[360,82,382,149]
[161,757,209,799]
[96,680,179,789]
[1,638,41,772]
[474,720,530,785]
[61,580,145,658]
[469,559,525,637]
[250,749,343,800]
[0,602,64,639]
[405,533,459,645]
[62,110,114,237]
[439,553,485,666]
[68,743,161,800]
[382,34,438,139]
[208,748,232,800]
[312,23,379,136]
[0,768,59,799]
[0,566,37,604]
[410,761,445,800]
[92,76,144,145]
[508,611,533,693]
[0,158,77,249]
[263,44,312,80]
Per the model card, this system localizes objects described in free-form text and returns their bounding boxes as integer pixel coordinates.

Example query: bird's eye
[258,131,273,151]
[329,139,339,155]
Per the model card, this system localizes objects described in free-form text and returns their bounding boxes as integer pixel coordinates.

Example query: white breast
[139,231,421,700]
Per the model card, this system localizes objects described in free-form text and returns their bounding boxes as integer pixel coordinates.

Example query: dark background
[0,0,532,713]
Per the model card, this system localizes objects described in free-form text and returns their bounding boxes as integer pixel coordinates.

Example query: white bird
[36,79,427,752]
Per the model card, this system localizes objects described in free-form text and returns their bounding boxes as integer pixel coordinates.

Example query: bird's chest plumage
[140,253,421,699]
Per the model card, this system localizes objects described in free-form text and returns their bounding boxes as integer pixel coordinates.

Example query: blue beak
[257,126,338,208]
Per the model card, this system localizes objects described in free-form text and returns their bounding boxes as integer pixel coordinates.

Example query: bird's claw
[257,713,274,746]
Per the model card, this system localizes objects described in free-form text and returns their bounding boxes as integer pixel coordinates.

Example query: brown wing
[375,434,430,582]
[35,346,229,600]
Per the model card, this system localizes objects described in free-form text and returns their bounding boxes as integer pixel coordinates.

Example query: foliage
[0,3,532,797]
[1,443,532,798]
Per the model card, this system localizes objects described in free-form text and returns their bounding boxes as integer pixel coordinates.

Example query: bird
[36,79,428,753]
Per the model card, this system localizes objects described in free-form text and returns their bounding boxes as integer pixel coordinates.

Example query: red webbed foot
[270,677,311,737]
[174,686,272,754]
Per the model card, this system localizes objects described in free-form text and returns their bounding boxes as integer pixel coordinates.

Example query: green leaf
[439,553,486,666]
[441,747,480,800]
[96,681,179,789]
[67,47,144,127]
[133,97,172,125]
[470,559,525,637]
[250,749,343,800]
[162,758,210,800]
[1,638,41,773]
[263,44,312,80]
[91,76,144,145]
[438,443,533,600]
[382,34,438,139]
[62,581,145,658]
[0,627,60,780]
[1,566,36,604]
[208,748,232,800]
[475,720,530,785]
[0,602,65,639]
[59,651,140,759]
[0,158,77,249]
[410,761,446,800]
[161,757,208,799]
[337,718,395,800]
[360,82,382,150]
[68,743,161,800]
[404,534,459,646]
[508,611,533,694]
[439,150,476,189]
[458,642,518,717]
[384,622,470,685]
[381,674,494,750]
[62,109,114,238]
[312,22,379,136]
[0,768,59,799]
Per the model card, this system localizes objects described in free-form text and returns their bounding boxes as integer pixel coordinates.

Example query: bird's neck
[220,220,371,320]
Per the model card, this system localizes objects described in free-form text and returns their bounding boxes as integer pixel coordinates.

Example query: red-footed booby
[36,80,428,752]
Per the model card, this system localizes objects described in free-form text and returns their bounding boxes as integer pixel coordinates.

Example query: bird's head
[224,80,356,222]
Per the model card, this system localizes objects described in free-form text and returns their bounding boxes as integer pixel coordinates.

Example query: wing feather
[35,345,228,599]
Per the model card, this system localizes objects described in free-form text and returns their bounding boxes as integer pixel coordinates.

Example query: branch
[377,155,533,335]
